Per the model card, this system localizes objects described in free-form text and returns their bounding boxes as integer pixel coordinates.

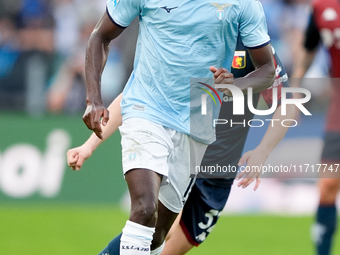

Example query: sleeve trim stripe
[245,40,271,50]
[106,7,127,29]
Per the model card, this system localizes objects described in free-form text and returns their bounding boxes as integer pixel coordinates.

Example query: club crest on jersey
[210,3,232,20]
[232,51,246,69]
[322,8,338,21]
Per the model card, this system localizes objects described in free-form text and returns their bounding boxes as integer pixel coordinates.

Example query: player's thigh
[120,118,173,224]
[125,169,162,209]
[158,133,207,214]
[119,117,173,177]
[179,178,232,246]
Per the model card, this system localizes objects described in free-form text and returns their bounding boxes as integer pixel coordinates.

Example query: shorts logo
[129,153,136,161]
[232,51,246,69]
[128,146,143,161]
[210,3,233,20]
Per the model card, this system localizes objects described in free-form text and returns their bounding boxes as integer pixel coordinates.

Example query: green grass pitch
[1,204,339,255]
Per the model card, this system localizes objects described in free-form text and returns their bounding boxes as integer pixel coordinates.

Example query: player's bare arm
[236,44,275,93]
[236,104,296,190]
[67,93,123,170]
[292,49,317,79]
[292,8,320,81]
[291,48,317,100]
[291,10,319,98]
[240,44,276,90]
[213,44,275,94]
[83,12,125,139]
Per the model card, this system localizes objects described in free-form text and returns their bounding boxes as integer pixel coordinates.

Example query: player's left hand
[210,66,234,95]
[236,148,268,191]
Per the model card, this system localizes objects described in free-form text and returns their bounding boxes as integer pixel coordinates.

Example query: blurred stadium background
[0,0,339,254]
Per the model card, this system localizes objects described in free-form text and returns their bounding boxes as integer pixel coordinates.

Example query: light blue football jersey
[106,0,270,144]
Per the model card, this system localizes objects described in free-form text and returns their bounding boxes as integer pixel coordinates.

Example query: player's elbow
[253,62,275,92]
[89,28,110,45]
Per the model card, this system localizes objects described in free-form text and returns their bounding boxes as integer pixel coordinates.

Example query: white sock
[151,241,165,255]
[120,220,155,255]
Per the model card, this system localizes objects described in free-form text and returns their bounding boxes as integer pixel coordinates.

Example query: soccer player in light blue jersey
[80,0,275,254]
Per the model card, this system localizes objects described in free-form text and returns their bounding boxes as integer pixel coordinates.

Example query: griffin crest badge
[232,51,246,69]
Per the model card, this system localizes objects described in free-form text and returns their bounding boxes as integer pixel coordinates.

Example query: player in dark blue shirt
[161,38,296,254]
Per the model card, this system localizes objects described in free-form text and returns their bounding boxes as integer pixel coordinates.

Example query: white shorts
[119,118,207,213]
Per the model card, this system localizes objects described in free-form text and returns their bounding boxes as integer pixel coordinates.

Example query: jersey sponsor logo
[210,3,232,20]
[275,64,282,77]
[222,95,233,102]
[160,6,178,13]
[270,73,288,88]
[322,8,338,22]
[232,51,246,69]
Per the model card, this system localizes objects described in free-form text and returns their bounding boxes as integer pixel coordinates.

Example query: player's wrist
[85,91,104,105]
[84,137,101,153]
[254,145,271,159]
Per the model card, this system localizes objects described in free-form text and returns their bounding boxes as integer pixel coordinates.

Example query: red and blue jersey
[199,37,290,186]
[305,0,340,132]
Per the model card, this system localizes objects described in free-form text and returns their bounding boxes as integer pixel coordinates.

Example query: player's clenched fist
[67,145,93,171]
[210,66,234,95]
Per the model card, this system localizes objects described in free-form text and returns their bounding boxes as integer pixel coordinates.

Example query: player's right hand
[82,102,109,140]
[210,66,234,95]
[67,145,93,171]
[236,148,267,191]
